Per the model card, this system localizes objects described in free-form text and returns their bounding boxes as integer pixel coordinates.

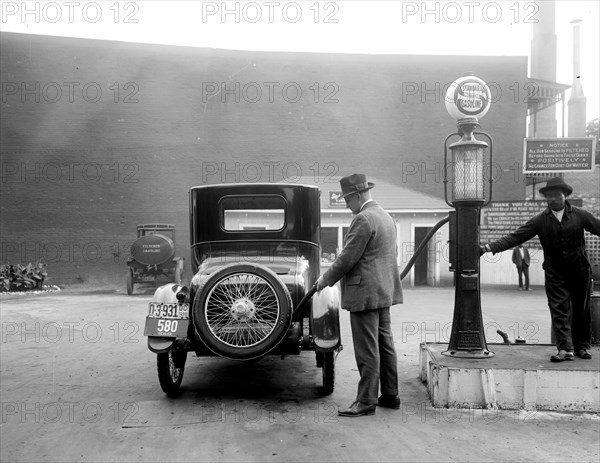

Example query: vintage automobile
[126,223,185,295]
[143,183,341,397]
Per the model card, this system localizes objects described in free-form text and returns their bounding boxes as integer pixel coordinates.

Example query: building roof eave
[321,209,452,214]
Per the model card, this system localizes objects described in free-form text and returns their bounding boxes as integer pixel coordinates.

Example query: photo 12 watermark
[200,1,340,24]
[400,1,539,24]
[201,161,340,183]
[398,401,539,423]
[400,80,541,105]
[202,81,339,104]
[1,321,141,344]
[1,161,140,184]
[399,160,535,186]
[1,82,139,104]
[1,401,140,425]
[397,237,543,266]
[1,1,140,25]
[399,321,540,344]
[1,240,141,264]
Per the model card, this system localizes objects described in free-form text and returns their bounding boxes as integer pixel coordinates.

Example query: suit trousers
[349,307,398,405]
[516,265,530,289]
[545,265,592,351]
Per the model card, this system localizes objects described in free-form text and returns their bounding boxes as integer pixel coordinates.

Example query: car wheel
[320,351,335,395]
[126,268,134,295]
[157,350,187,397]
[193,263,292,360]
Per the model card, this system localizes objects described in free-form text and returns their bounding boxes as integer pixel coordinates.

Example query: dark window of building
[321,227,338,262]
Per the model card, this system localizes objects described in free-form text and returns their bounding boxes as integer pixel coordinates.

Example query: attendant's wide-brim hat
[539,177,573,196]
[340,173,375,199]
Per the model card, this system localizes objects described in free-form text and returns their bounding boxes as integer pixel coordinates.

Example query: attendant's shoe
[576,349,592,359]
[338,401,376,417]
[378,395,401,409]
[550,350,575,362]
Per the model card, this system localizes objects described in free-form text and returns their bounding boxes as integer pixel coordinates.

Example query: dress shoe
[338,401,376,417]
[378,394,401,409]
[550,350,574,362]
[576,349,592,359]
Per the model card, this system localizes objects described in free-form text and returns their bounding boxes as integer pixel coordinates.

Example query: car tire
[193,263,292,360]
[318,351,335,395]
[157,350,187,397]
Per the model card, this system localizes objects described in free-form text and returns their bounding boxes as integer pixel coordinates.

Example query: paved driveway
[1,285,598,462]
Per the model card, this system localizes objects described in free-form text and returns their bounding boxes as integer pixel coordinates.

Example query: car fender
[147,336,175,353]
[153,283,186,303]
[145,283,189,353]
[310,285,341,351]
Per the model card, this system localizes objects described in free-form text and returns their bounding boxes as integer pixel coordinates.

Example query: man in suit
[481,177,600,362]
[316,174,403,417]
[512,244,531,290]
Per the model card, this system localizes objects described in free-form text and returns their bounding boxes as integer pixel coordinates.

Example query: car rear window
[220,195,286,231]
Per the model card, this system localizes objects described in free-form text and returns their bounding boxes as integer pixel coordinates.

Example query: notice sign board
[481,201,547,248]
[523,138,596,173]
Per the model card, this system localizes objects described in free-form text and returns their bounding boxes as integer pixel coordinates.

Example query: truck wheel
[126,268,134,295]
[321,351,335,395]
[193,263,292,360]
[157,350,187,397]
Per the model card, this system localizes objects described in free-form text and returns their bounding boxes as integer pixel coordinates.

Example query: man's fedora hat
[539,177,573,196]
[340,173,375,199]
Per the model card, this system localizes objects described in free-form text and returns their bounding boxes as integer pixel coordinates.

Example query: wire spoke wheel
[194,264,291,360]
[157,350,187,397]
[206,273,280,347]
[321,351,335,395]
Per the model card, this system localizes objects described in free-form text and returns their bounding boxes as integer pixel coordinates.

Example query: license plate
[147,302,189,319]
[144,317,189,337]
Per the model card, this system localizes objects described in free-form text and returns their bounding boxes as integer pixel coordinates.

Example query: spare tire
[193,263,292,360]
[131,234,175,266]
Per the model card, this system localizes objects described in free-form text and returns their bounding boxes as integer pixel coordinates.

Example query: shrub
[0,261,47,292]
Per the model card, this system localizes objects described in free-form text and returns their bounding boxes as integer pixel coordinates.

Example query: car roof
[190,183,320,191]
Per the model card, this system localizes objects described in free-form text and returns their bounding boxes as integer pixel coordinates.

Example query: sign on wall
[481,199,583,248]
[481,201,546,248]
[523,138,596,173]
[329,191,346,208]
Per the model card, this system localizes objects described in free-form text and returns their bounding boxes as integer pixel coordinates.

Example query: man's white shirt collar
[359,199,374,211]
[552,208,565,222]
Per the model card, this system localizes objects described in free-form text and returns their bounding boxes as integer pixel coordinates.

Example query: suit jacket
[511,247,530,268]
[490,201,600,273]
[321,201,403,312]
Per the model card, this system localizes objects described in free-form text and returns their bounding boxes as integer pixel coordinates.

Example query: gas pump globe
[442,75,494,358]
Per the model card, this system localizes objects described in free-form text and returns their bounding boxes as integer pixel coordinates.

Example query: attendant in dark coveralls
[481,177,600,362]
[316,174,403,417]
[512,244,531,290]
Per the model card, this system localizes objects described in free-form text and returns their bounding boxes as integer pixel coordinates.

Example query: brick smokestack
[529,0,557,137]
[567,19,587,137]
